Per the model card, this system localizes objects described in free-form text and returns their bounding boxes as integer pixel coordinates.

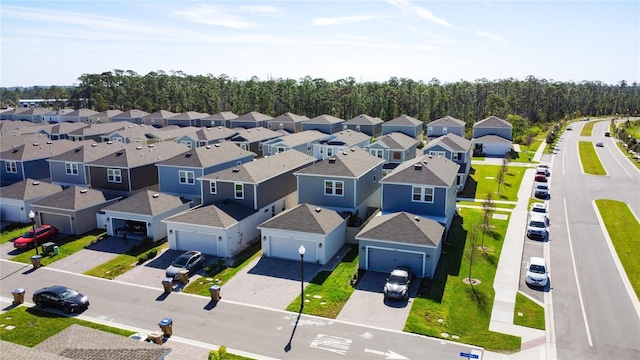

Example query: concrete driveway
[336,271,418,331]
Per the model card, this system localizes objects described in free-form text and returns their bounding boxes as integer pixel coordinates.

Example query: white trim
[412,185,434,203]
[324,180,344,196]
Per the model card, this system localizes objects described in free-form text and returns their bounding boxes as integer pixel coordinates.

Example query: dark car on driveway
[383,266,414,300]
[33,285,89,314]
[13,224,59,250]
[165,250,206,280]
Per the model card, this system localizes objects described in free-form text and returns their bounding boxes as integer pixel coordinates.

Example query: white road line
[563,198,593,346]
[606,142,633,178]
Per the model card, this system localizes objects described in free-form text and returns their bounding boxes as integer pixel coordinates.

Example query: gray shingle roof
[380,154,458,187]
[47,142,124,163]
[67,122,126,137]
[168,111,209,120]
[201,149,314,183]
[102,189,188,216]
[32,186,120,210]
[295,147,384,178]
[47,122,91,135]
[91,109,124,118]
[235,111,273,121]
[230,127,281,142]
[424,133,471,152]
[1,139,96,162]
[267,130,327,147]
[258,204,345,234]
[142,109,177,120]
[332,130,371,146]
[345,114,383,125]
[112,109,151,119]
[195,126,238,141]
[17,108,52,116]
[87,141,189,168]
[271,112,309,123]
[1,133,52,151]
[158,142,255,168]
[471,134,512,144]
[0,178,62,200]
[60,109,99,118]
[374,132,417,149]
[427,116,466,127]
[357,212,444,247]
[202,111,238,120]
[305,114,345,124]
[383,115,422,126]
[163,200,256,228]
[473,116,512,128]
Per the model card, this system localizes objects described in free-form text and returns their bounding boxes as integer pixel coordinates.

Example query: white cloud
[386,0,453,28]
[312,15,380,26]
[174,4,258,29]
[241,5,278,13]
[474,30,507,43]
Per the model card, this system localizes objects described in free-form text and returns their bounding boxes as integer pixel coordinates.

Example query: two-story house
[266,112,309,133]
[365,132,418,174]
[426,116,466,141]
[111,109,150,125]
[167,111,209,128]
[141,110,177,128]
[156,142,256,200]
[41,122,90,140]
[312,130,371,160]
[229,111,273,129]
[60,109,99,123]
[301,114,345,134]
[47,142,123,187]
[14,108,51,123]
[201,111,238,128]
[471,116,513,156]
[343,114,383,137]
[86,110,123,124]
[67,123,126,142]
[422,133,472,191]
[174,126,238,149]
[42,109,74,123]
[261,130,327,157]
[382,115,424,142]
[229,127,282,157]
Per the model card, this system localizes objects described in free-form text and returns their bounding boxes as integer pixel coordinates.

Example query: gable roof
[357,212,444,247]
[102,189,188,215]
[17,108,52,116]
[380,154,458,187]
[271,112,309,123]
[345,114,384,125]
[32,186,120,210]
[202,111,238,120]
[158,142,255,168]
[258,204,346,234]
[372,132,417,150]
[47,122,91,135]
[332,130,371,146]
[90,110,123,118]
[265,130,327,147]
[1,139,96,162]
[60,109,99,118]
[168,111,209,120]
[427,116,466,127]
[194,126,238,141]
[424,133,471,152]
[163,200,256,228]
[471,134,513,144]
[234,111,273,121]
[68,122,126,137]
[47,141,125,163]
[142,109,177,120]
[230,127,281,142]
[111,109,150,119]
[383,115,422,126]
[201,149,314,183]
[1,133,52,151]
[0,178,63,200]
[87,141,189,168]
[295,147,384,178]
[473,116,512,128]
[305,114,345,124]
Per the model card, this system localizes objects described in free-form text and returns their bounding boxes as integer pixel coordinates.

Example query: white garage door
[268,236,317,263]
[40,213,72,234]
[366,247,424,277]
[175,230,218,256]
[484,143,509,156]
[0,204,22,222]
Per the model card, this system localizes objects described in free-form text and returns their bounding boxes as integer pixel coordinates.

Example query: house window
[307,143,312,151]
[234,183,244,199]
[107,169,122,183]
[179,170,195,185]
[267,122,273,129]
[442,126,448,134]
[453,152,464,161]
[343,124,348,130]
[277,147,286,153]
[181,141,192,149]
[210,181,217,194]
[429,151,446,158]
[239,143,248,150]
[199,141,206,147]
[279,123,284,130]
[412,186,434,203]
[115,137,123,143]
[65,162,79,175]
[457,174,464,186]
[5,161,17,173]
[324,180,344,196]
[370,149,384,158]
[327,147,333,157]
[427,127,433,134]
[392,151,402,160]
[356,125,361,132]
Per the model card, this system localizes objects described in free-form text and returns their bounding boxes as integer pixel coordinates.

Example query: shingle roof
[104,124,155,138]
[168,111,209,120]
[380,154,458,187]
[158,142,255,168]
[332,130,371,146]
[142,109,177,120]
[1,139,96,162]
[102,189,188,215]
[18,108,51,116]
[235,111,273,121]
[373,132,417,149]
[383,115,422,126]
[357,212,444,247]
[163,200,256,228]
[48,122,91,135]
[202,111,238,120]
[1,133,52,151]
[87,141,189,168]
[91,110,123,118]
[230,127,281,142]
[2,341,70,360]
[201,149,314,183]
[471,134,512,144]
[0,178,63,200]
[112,109,151,119]
[305,114,345,124]
[345,114,383,125]
[295,147,384,178]
[47,142,123,163]
[146,126,200,141]
[194,126,238,141]
[0,120,39,134]
[258,204,345,234]
[32,186,119,210]
[473,116,512,128]
[271,112,309,123]
[427,116,466,127]
[424,133,471,152]
[68,122,126,137]
[267,130,327,147]
[60,109,99,118]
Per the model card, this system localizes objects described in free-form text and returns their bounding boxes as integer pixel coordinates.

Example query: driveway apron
[47,237,131,273]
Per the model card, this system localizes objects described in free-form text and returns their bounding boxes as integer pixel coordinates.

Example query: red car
[13,224,59,250]
[534,172,548,182]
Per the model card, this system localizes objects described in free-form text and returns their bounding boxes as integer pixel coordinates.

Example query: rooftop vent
[91,143,98,147]
[75,148,82,152]
[32,181,40,186]
[342,151,347,155]
[414,163,423,170]
[414,216,420,222]
[232,168,240,172]
[350,148,356,152]
[107,141,113,144]
[214,143,220,147]
[206,145,212,149]
[136,146,142,150]
[152,193,160,198]
[148,144,154,148]
[315,207,322,213]
[185,152,192,157]
[80,189,88,194]
[328,157,336,164]
[46,141,53,144]
[218,126,222,129]
[32,143,39,146]
[428,154,432,159]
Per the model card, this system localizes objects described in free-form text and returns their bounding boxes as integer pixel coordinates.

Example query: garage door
[39,213,72,234]
[484,143,509,156]
[175,230,217,256]
[366,247,424,277]
[268,236,317,263]
[0,204,22,222]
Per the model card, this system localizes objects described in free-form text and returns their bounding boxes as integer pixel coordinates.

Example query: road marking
[310,334,352,355]
[606,142,633,178]
[364,348,408,359]
[563,198,593,346]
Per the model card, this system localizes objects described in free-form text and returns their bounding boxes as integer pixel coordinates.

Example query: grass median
[513,292,545,330]
[579,120,606,136]
[595,199,640,299]
[578,141,606,175]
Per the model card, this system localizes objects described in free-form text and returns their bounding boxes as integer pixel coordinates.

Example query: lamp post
[29,210,38,255]
[298,245,305,309]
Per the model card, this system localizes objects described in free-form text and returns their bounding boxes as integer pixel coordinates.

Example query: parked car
[529,202,549,224]
[527,213,548,241]
[595,141,604,147]
[534,171,548,182]
[567,125,573,130]
[383,266,413,300]
[33,285,89,314]
[525,257,549,287]
[13,224,59,250]
[165,250,206,280]
[535,184,549,199]
[536,164,550,176]
[604,132,610,137]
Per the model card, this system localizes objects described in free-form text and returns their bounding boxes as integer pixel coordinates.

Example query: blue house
[157,142,256,200]
[261,130,328,157]
[111,109,150,125]
[167,111,209,128]
[141,110,177,128]
[294,147,384,221]
[312,130,371,160]
[343,114,383,137]
[47,142,123,187]
[472,116,513,156]
[382,115,424,142]
[422,133,472,191]
[229,127,282,157]
[201,111,238,128]
[266,112,309,133]
[426,116,466,141]
[229,111,273,129]
[301,114,345,134]
[365,132,418,174]
[379,154,458,230]
[174,126,238,149]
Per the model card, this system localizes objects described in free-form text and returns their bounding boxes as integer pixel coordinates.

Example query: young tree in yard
[481,193,495,251]
[467,224,479,289]
[525,133,534,161]
[496,165,506,195]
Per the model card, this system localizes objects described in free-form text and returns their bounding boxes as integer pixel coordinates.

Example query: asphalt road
[548,120,640,359]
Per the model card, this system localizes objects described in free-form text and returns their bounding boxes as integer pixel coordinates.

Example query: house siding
[343,124,382,137]
[0,160,25,185]
[230,120,264,129]
[256,170,299,209]
[302,123,343,134]
[23,159,51,181]
[297,176,356,211]
[427,125,464,137]
[382,125,422,140]
[130,165,160,192]
[473,127,512,140]
[89,167,131,194]
[157,167,205,198]
[381,183,447,218]
[48,161,89,186]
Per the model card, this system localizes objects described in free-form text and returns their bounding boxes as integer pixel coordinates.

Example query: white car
[529,202,549,223]
[536,164,550,176]
[526,257,549,287]
[527,213,548,241]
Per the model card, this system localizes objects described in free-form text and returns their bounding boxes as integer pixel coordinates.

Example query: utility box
[177,269,189,284]
[158,317,173,336]
[147,331,164,344]
[209,285,221,301]
[41,242,56,255]
[31,255,42,269]
[53,246,59,255]
[11,288,25,305]
[162,278,173,293]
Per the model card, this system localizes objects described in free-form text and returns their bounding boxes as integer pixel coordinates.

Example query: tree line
[2,70,639,126]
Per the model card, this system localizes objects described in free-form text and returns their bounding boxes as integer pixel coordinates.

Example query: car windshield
[21,231,35,238]
[388,274,408,285]
[530,221,546,228]
[57,288,79,300]
[172,255,190,267]
[532,207,545,213]
[529,264,546,274]
[537,185,548,190]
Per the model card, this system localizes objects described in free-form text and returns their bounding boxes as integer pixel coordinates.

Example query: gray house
[229,111,273,129]
[258,204,348,265]
[157,142,256,200]
[365,132,418,174]
[60,109,99,123]
[201,111,238,128]
[343,114,383,137]
[174,126,238,148]
[31,186,121,235]
[472,116,513,156]
[229,127,282,157]
[0,178,63,223]
[356,212,445,279]
[141,110,177,128]
[379,154,458,230]
[111,109,150,125]
[301,114,345,134]
[294,147,384,221]
[14,108,51,123]
[423,133,472,191]
[382,115,424,142]
[41,122,90,140]
[67,122,126,142]
[426,116,466,141]
[102,190,191,241]
[47,142,124,187]
[261,130,327,157]
[312,130,371,160]
[86,110,124,124]
[167,111,209,128]
[266,112,309,133]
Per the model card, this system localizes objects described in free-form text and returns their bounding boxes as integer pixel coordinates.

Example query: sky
[1,0,638,87]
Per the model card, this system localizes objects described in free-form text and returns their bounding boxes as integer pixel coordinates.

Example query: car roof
[529,257,546,266]
[531,203,546,209]
[530,213,546,221]
[36,285,68,294]
[391,267,411,276]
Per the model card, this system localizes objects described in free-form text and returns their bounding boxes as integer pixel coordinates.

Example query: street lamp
[29,210,38,255]
[298,245,305,309]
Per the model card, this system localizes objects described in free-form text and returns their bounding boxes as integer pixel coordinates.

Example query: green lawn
[459,165,526,202]
[0,223,31,245]
[513,292,545,330]
[404,209,521,352]
[285,246,359,318]
[84,241,168,279]
[10,229,107,266]
[580,121,596,136]
[615,141,640,170]
[578,141,607,175]
[456,201,516,210]
[595,199,640,299]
